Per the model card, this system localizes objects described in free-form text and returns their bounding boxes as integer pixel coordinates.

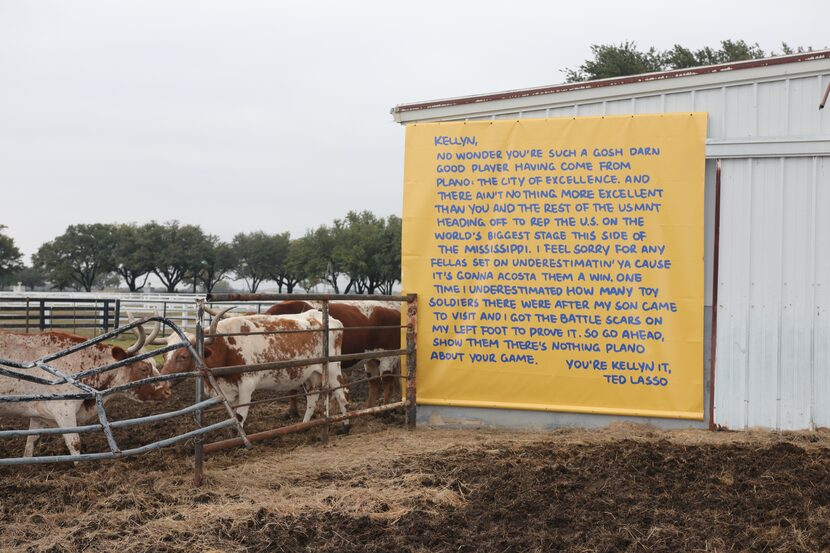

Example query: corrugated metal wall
[404,58,830,429]
[716,157,830,429]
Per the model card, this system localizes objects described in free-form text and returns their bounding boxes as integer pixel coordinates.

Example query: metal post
[194,302,205,485]
[820,80,830,109]
[709,161,722,431]
[162,302,168,338]
[405,294,417,430]
[103,300,110,333]
[114,299,121,330]
[320,300,330,446]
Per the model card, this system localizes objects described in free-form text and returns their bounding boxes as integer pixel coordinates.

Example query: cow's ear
[111,346,128,361]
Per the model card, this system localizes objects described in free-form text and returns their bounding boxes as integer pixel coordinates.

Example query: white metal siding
[758,81,787,137]
[404,59,830,159]
[692,89,721,137]
[815,158,830,426]
[724,85,756,138]
[399,56,830,429]
[634,95,662,113]
[606,98,635,114]
[716,157,830,429]
[714,159,752,428]
[789,77,822,135]
[665,91,694,114]
[549,106,575,118]
[576,102,604,116]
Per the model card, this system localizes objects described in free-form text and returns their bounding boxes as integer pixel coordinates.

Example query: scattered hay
[4,376,830,553]
[2,425,830,552]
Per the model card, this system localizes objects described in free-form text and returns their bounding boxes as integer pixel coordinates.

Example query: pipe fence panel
[0,294,418,483]
[195,293,417,458]
[0,312,248,474]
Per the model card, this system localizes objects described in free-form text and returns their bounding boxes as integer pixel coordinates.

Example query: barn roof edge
[391,50,830,117]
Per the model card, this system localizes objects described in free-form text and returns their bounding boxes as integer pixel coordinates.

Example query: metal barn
[393,51,830,430]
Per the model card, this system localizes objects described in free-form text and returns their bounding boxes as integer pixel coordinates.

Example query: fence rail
[0,298,121,333]
[0,294,418,483]
[0,293,406,336]
[0,296,243,336]
[193,293,417,474]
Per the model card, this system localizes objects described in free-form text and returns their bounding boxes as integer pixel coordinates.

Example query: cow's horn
[146,311,162,345]
[203,305,234,318]
[204,306,234,345]
[124,312,147,355]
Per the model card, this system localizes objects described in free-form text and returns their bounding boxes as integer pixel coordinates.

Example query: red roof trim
[392,51,830,114]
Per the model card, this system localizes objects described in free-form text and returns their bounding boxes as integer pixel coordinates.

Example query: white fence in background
[0,292,398,336]
[0,292,215,336]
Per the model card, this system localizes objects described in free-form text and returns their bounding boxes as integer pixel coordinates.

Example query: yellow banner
[402,113,707,419]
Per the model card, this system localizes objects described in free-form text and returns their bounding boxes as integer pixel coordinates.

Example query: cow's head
[159,333,197,375]
[160,306,232,375]
[107,322,171,401]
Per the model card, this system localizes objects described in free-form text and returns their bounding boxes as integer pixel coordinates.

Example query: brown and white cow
[263,302,373,417]
[0,328,171,457]
[264,301,401,409]
[264,302,374,369]
[160,310,350,430]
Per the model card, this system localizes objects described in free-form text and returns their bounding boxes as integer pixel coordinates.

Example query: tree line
[0,211,401,294]
[563,40,813,82]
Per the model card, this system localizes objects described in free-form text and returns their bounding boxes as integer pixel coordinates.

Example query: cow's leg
[50,408,82,458]
[382,373,394,404]
[23,418,47,458]
[325,364,351,434]
[302,373,322,423]
[302,390,320,423]
[378,357,395,405]
[332,383,351,434]
[365,359,380,407]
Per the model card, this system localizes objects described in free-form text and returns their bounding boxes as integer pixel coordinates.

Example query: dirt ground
[3,369,830,553]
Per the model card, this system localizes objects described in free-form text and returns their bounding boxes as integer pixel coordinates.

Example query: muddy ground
[3,380,830,551]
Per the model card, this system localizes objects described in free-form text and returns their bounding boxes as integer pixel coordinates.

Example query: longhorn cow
[0,323,171,457]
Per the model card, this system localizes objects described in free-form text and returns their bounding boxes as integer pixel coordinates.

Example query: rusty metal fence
[195,293,417,471]
[0,294,417,484]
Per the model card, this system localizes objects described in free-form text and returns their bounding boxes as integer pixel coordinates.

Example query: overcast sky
[1,0,826,261]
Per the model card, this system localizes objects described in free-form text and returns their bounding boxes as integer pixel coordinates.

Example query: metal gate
[0,313,248,469]
[194,294,417,475]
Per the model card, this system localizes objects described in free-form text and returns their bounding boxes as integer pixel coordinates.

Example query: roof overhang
[392,50,830,124]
